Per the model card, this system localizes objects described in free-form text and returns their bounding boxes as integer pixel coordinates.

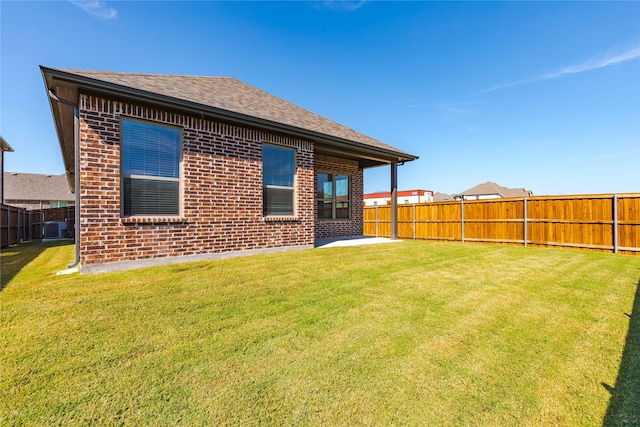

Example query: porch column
[390,161,398,240]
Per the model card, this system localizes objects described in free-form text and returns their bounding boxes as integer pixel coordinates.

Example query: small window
[317,173,350,219]
[263,145,295,216]
[121,119,181,216]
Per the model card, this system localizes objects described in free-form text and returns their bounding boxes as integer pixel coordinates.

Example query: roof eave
[41,67,77,191]
[0,135,14,152]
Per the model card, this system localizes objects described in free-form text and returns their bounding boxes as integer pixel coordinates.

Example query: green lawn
[1,240,638,426]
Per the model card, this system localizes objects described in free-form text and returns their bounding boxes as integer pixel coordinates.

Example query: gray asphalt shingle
[57,68,411,156]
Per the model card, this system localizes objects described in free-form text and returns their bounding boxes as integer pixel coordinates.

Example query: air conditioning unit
[44,221,68,239]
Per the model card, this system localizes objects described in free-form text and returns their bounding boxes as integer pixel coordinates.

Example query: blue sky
[1,1,638,196]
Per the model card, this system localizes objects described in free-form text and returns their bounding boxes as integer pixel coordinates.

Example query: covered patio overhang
[314,144,413,240]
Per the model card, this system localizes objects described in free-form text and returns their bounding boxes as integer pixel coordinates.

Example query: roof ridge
[4,171,67,176]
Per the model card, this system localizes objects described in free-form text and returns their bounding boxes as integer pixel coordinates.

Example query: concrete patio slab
[314,236,402,248]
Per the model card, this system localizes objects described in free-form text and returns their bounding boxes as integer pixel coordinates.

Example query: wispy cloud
[417,102,477,130]
[424,102,475,120]
[315,1,367,12]
[597,153,622,160]
[69,0,118,20]
[480,44,640,94]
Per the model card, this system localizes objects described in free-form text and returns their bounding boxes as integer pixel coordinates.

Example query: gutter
[47,89,80,268]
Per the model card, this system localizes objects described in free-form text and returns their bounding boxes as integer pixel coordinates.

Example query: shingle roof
[52,68,413,158]
[433,192,454,202]
[458,181,533,198]
[3,172,74,201]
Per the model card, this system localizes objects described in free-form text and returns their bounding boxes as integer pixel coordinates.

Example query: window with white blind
[262,144,295,216]
[121,119,181,216]
[317,173,350,219]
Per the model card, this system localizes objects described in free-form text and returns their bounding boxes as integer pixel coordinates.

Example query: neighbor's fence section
[364,194,640,255]
[1,205,75,249]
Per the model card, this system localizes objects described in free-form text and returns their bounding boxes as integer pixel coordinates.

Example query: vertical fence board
[618,196,640,255]
[1,205,9,247]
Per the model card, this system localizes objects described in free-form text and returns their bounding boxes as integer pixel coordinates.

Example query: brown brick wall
[78,94,315,270]
[314,154,364,238]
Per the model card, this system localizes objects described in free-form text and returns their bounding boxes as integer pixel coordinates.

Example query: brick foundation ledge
[80,243,314,274]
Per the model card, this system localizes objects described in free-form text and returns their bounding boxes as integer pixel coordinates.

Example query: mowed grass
[1,240,639,426]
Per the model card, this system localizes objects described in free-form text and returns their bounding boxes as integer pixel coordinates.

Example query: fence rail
[364,194,640,255]
[1,205,75,249]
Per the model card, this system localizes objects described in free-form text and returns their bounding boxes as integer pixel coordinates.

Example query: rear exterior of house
[42,67,417,273]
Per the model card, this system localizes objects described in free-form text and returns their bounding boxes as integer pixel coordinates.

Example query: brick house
[41,67,417,273]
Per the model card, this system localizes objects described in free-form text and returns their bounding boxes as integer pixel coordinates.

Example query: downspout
[47,90,80,268]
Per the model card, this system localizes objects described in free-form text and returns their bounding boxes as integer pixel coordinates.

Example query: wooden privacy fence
[364,194,640,255]
[1,205,75,248]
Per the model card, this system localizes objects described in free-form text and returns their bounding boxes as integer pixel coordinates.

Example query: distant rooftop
[456,181,533,199]
[364,189,432,199]
[3,172,73,201]
[433,192,455,202]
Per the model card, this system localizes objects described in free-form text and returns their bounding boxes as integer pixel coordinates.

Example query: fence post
[375,205,379,238]
[461,198,465,243]
[412,204,416,240]
[613,194,618,254]
[523,197,528,247]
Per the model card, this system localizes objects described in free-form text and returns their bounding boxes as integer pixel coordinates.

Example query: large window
[317,173,350,219]
[121,119,181,216]
[262,144,295,216]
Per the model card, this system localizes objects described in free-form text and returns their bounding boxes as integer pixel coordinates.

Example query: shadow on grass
[0,240,73,291]
[602,278,640,426]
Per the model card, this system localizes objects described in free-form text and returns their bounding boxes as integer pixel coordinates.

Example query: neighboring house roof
[41,66,418,190]
[1,135,14,152]
[433,192,454,202]
[364,189,432,199]
[456,181,533,198]
[3,172,74,202]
